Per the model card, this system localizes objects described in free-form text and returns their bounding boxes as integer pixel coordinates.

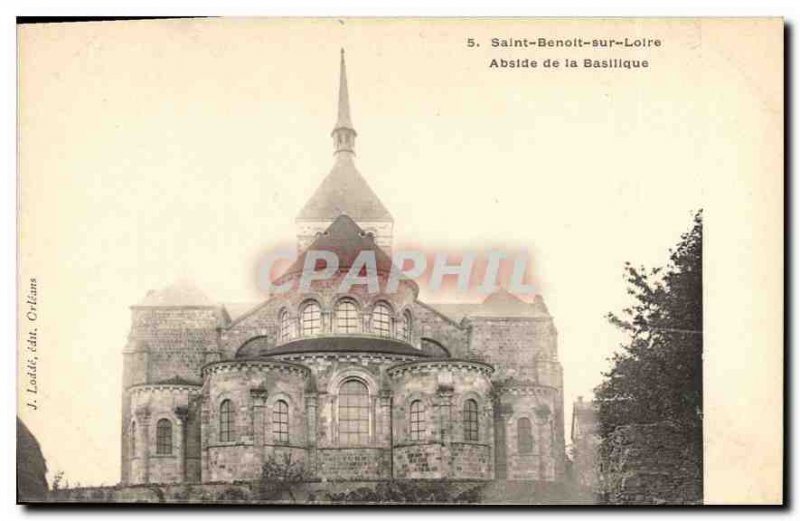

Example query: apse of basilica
[120,51,565,486]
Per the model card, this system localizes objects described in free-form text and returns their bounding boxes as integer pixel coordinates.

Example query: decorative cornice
[271,352,419,364]
[127,383,201,395]
[494,384,558,397]
[387,359,495,378]
[201,359,310,379]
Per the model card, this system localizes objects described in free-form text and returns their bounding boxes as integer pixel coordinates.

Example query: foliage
[51,471,65,491]
[595,210,702,433]
[594,210,703,501]
[216,486,250,502]
[326,480,483,504]
[255,452,308,502]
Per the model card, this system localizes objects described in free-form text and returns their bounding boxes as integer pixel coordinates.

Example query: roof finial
[332,48,357,154]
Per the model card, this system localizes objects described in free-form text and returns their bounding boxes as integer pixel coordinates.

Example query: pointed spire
[332,49,357,154]
[336,48,354,130]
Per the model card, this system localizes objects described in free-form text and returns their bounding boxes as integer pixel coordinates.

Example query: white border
[5,1,796,518]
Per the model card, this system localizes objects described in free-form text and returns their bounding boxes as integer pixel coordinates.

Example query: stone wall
[125,306,222,385]
[225,272,420,358]
[201,360,310,482]
[494,387,561,481]
[51,479,595,504]
[466,316,557,382]
[316,448,391,480]
[50,479,490,504]
[465,315,566,482]
[125,384,201,485]
[121,305,222,483]
[393,443,491,480]
[412,302,470,358]
[388,360,495,480]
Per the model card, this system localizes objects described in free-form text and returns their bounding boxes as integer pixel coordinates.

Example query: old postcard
[16,17,783,505]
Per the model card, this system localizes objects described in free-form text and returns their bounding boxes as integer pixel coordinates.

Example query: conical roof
[472,289,550,317]
[298,51,392,223]
[297,154,392,222]
[283,214,394,276]
[137,279,215,307]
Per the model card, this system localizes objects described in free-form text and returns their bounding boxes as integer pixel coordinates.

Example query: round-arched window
[300,301,322,336]
[338,379,370,446]
[517,417,534,454]
[371,302,392,337]
[399,310,413,342]
[335,299,360,334]
[220,399,235,443]
[463,399,479,442]
[273,400,289,444]
[279,309,294,342]
[156,419,172,455]
[409,400,425,441]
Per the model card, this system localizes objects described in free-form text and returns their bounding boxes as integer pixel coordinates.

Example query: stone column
[305,393,318,476]
[436,391,453,444]
[379,390,394,478]
[199,394,209,483]
[321,310,332,334]
[494,401,510,480]
[361,311,370,333]
[250,389,268,471]
[135,409,151,484]
[483,399,495,479]
[174,406,188,483]
[534,407,552,481]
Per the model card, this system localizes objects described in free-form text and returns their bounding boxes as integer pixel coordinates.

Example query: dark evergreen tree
[595,211,702,502]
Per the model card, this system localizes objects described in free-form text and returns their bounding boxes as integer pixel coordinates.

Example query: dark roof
[151,376,201,386]
[224,302,259,321]
[137,280,215,307]
[296,154,392,222]
[244,336,428,358]
[425,291,551,321]
[282,214,395,276]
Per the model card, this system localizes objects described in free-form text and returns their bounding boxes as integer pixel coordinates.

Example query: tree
[256,452,308,503]
[595,211,702,501]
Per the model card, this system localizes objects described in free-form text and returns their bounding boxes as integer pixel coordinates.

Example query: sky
[17,18,781,493]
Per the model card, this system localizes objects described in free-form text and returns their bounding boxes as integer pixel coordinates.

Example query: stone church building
[120,52,565,486]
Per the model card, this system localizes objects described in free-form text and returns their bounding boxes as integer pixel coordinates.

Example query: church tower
[296,50,394,253]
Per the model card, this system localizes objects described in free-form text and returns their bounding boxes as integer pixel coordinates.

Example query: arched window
[273,400,289,444]
[156,419,172,455]
[463,399,479,441]
[518,417,534,454]
[335,299,360,334]
[300,301,322,336]
[409,400,425,441]
[279,309,294,342]
[220,399,234,442]
[399,310,413,342]
[371,302,392,337]
[130,422,136,457]
[338,379,370,446]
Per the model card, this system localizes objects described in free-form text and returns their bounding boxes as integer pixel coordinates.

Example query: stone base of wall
[48,479,592,504]
[393,443,491,480]
[315,448,391,480]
